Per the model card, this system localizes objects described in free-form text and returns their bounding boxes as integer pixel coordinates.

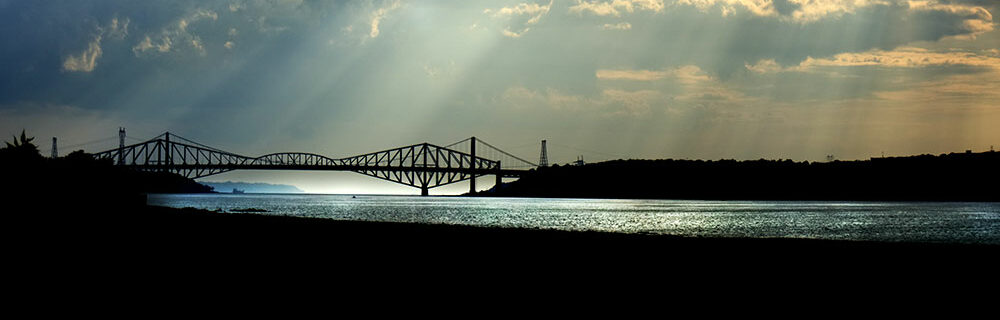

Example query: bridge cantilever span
[92,132,532,195]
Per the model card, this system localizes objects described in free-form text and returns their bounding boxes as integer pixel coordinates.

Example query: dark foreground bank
[9,203,1000,296]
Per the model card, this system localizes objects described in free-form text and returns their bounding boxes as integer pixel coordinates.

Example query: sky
[1,0,998,194]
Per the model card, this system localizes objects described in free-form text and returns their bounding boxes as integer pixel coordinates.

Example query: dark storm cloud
[680,2,993,78]
[1,1,201,106]
[0,4,366,151]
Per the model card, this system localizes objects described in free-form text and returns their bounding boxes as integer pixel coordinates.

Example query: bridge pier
[496,161,502,191]
[421,186,429,196]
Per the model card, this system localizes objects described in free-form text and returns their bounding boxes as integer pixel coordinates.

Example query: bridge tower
[470,136,476,194]
[423,143,432,196]
[539,140,548,167]
[164,132,171,172]
[51,137,58,158]
[118,127,125,165]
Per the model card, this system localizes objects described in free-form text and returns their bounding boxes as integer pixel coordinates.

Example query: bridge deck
[132,164,528,178]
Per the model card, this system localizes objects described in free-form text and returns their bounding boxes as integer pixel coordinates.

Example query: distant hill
[200,181,305,194]
[482,150,1000,201]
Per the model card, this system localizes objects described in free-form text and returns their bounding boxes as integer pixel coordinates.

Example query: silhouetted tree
[0,129,42,163]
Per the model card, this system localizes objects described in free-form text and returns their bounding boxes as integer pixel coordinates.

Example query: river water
[147,194,1000,244]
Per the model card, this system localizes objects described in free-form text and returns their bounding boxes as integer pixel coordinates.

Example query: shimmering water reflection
[148,194,1000,244]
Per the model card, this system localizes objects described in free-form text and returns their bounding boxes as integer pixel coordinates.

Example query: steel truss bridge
[92,132,538,195]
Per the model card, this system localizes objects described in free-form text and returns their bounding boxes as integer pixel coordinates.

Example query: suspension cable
[165,132,232,154]
[444,137,472,149]
[475,138,538,167]
[58,136,119,150]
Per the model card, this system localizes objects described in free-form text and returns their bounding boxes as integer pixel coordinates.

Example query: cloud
[229,2,246,12]
[502,28,530,38]
[601,22,633,30]
[908,0,995,39]
[802,47,1000,69]
[63,36,103,72]
[104,17,130,40]
[192,38,206,54]
[671,65,714,84]
[596,66,713,84]
[677,0,882,22]
[179,10,219,32]
[62,17,131,72]
[675,0,778,18]
[569,0,665,16]
[134,36,169,53]
[370,0,402,38]
[596,69,668,80]
[744,58,784,74]
[673,0,996,27]
[490,1,554,21]
[747,47,1000,73]
[783,0,877,22]
[487,1,554,38]
[133,9,218,56]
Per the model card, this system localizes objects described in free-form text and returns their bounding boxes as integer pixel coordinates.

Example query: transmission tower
[51,137,58,158]
[539,140,548,167]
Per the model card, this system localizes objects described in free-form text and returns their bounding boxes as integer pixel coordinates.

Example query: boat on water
[232,188,245,194]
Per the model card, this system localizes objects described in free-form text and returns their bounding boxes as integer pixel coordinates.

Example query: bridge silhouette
[92,131,539,195]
